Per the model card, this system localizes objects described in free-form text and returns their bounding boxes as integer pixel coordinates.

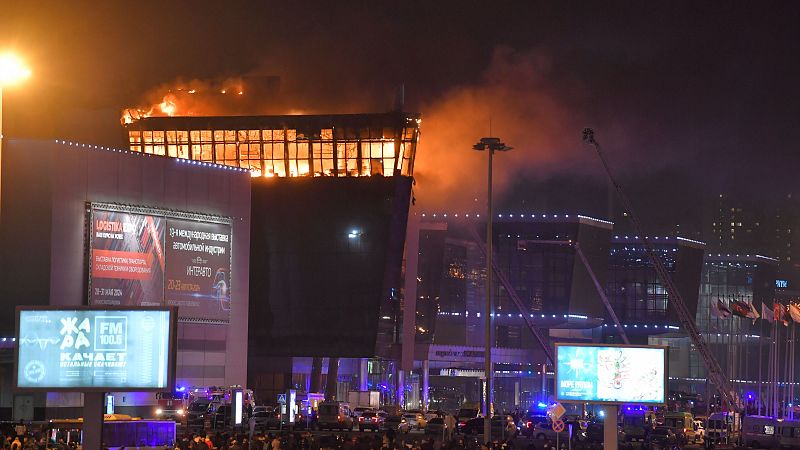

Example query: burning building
[0,108,420,418]
[122,111,421,402]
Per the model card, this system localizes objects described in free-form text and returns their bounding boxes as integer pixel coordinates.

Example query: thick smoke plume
[413,48,603,212]
[125,48,625,213]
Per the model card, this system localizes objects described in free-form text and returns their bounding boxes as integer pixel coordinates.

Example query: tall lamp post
[0,53,31,222]
[472,137,512,443]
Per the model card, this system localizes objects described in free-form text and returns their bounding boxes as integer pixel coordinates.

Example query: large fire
[121,78,249,124]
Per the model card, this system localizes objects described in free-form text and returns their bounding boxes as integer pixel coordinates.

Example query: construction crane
[582,128,741,413]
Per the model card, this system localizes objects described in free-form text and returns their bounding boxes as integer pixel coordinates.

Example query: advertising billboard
[90,209,165,307]
[555,343,667,405]
[164,218,231,321]
[89,204,232,323]
[15,307,176,391]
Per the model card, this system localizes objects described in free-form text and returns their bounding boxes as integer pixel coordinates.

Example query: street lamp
[0,53,31,222]
[472,137,512,443]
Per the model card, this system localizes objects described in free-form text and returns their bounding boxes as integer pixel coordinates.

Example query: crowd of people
[176,430,522,450]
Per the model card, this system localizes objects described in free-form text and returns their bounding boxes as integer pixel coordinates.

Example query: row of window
[127,127,418,178]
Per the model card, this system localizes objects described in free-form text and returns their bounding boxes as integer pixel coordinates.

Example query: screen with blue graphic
[15,308,175,390]
[556,344,666,404]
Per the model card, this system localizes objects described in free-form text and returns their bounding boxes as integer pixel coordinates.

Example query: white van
[741,415,778,449]
[706,411,739,444]
[775,419,800,448]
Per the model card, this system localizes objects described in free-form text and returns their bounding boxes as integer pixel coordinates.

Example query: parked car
[425,417,447,437]
[519,414,548,438]
[663,412,698,444]
[252,410,280,430]
[352,407,373,418]
[460,416,517,438]
[456,407,479,432]
[403,412,427,429]
[358,411,385,431]
[581,422,626,444]
[317,401,354,431]
[384,415,410,433]
[648,426,678,447]
[532,420,572,442]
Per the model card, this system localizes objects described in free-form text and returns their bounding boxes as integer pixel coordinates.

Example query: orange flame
[159,96,177,116]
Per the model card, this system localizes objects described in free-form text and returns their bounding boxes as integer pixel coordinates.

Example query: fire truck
[184,386,255,430]
[154,388,191,422]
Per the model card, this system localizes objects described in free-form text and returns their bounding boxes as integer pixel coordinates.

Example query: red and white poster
[90,209,165,307]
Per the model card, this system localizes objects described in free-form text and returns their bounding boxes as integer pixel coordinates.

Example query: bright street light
[0,52,31,224]
[0,53,32,85]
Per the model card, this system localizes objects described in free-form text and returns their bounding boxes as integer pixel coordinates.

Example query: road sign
[552,419,565,433]
[277,394,287,404]
[548,402,567,421]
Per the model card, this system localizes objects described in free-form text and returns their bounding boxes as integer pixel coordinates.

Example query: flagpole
[769,317,775,417]
[759,315,763,416]
[787,324,797,420]
[771,317,775,417]
[776,317,781,418]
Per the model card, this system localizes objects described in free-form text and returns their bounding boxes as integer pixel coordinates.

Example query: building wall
[692,256,778,383]
[419,217,611,351]
[0,140,251,401]
[247,176,412,360]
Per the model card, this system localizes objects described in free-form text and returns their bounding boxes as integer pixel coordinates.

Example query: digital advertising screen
[164,218,231,322]
[555,343,667,405]
[15,307,176,391]
[89,204,232,323]
[90,209,165,307]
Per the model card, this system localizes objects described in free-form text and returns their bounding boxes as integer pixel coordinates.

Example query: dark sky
[1,2,798,232]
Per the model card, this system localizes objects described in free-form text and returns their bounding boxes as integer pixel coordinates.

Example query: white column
[422,359,430,412]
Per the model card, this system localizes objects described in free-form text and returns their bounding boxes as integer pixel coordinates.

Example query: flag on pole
[747,302,761,323]
[775,302,789,326]
[731,300,750,318]
[762,302,775,323]
[711,300,724,318]
[788,303,800,323]
[716,299,732,318]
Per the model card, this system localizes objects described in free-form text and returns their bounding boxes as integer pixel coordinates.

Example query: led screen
[90,209,165,307]
[555,344,667,405]
[16,308,175,390]
[89,205,232,323]
[164,218,231,321]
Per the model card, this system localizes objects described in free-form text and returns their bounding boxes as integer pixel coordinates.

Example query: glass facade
[124,112,421,178]
[691,255,777,382]
[607,241,678,322]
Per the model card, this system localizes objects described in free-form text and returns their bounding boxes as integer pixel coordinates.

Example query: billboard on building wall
[555,343,667,405]
[164,218,231,320]
[15,307,176,391]
[90,209,165,307]
[89,204,232,323]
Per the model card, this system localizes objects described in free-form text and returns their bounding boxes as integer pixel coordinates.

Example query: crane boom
[515,239,630,344]
[582,128,741,413]
[466,224,555,364]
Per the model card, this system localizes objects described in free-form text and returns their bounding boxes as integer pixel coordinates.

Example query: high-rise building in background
[710,193,799,282]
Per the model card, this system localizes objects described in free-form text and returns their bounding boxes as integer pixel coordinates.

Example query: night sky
[1,2,798,233]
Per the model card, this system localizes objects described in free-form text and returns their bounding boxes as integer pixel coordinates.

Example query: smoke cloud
[413,47,604,212]
[125,47,635,214]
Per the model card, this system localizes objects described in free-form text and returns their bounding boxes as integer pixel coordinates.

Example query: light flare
[0,53,31,85]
